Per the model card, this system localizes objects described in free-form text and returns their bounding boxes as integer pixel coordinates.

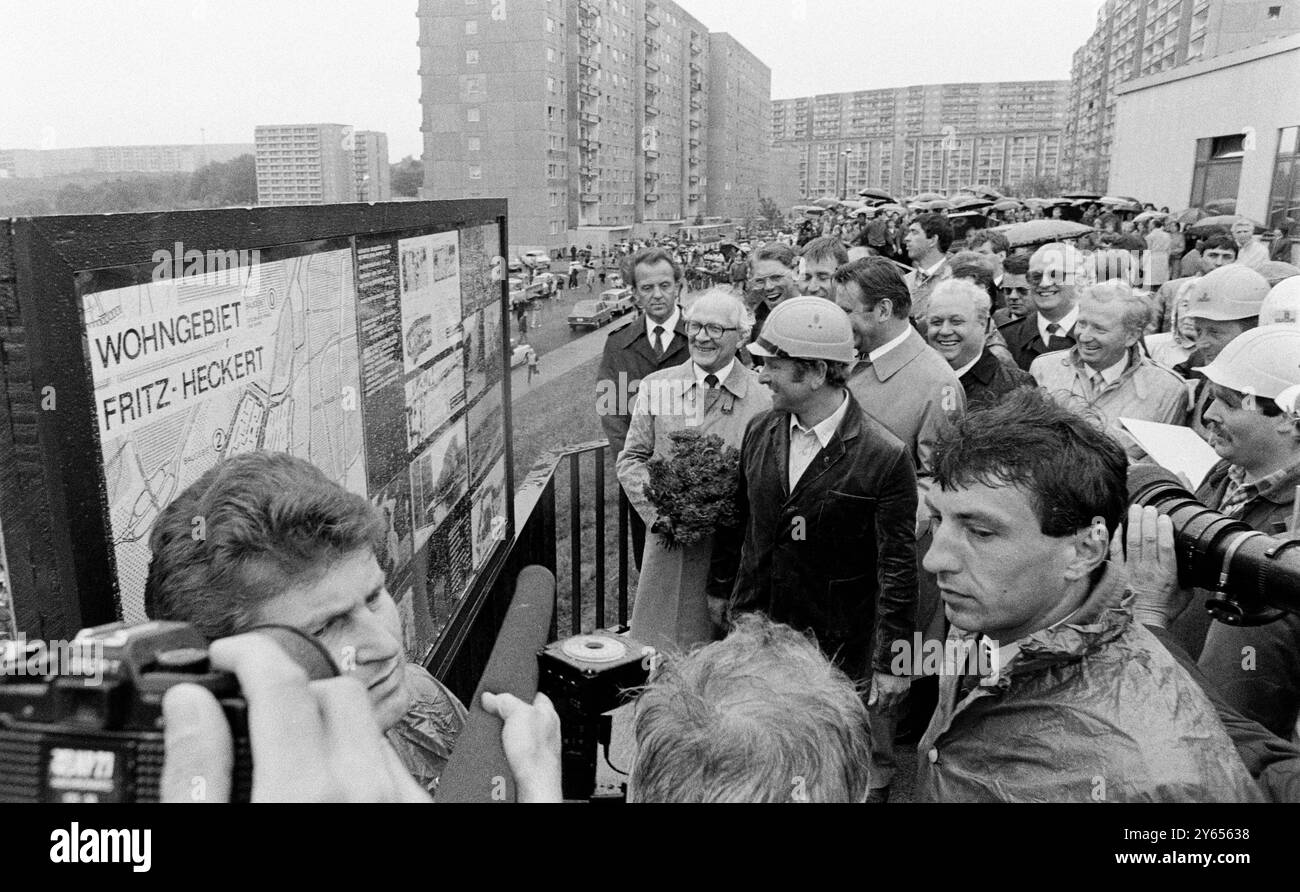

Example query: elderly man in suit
[617,289,770,653]
[998,242,1090,372]
[727,296,919,804]
[597,247,692,568]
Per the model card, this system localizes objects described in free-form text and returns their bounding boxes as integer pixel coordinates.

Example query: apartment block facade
[354,131,393,202]
[0,143,252,179]
[771,81,1068,200]
[1063,0,1299,191]
[417,0,770,247]
[707,33,771,220]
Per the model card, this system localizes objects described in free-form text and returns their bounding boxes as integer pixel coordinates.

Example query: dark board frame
[0,200,516,660]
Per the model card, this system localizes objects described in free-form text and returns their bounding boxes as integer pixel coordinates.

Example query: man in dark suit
[596,247,691,568]
[998,242,1088,372]
[925,278,1034,409]
[725,297,919,803]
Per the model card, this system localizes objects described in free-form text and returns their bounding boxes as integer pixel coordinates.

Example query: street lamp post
[840,149,852,201]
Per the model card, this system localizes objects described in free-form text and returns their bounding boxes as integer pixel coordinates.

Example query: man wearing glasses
[992,254,1032,327]
[746,243,801,343]
[617,289,769,652]
[998,243,1088,372]
[597,247,692,568]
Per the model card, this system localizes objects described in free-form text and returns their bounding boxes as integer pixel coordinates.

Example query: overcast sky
[0,0,1103,161]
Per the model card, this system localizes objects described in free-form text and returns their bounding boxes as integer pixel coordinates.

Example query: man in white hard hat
[1030,280,1189,461]
[725,296,920,803]
[1153,325,1300,742]
[1177,264,1271,441]
[1260,276,1300,326]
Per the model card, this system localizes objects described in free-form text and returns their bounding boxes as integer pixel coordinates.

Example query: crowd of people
[155,207,1300,803]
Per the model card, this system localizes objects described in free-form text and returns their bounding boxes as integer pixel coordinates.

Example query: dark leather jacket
[727,394,919,681]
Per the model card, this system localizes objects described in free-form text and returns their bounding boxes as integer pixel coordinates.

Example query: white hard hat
[1184,265,1270,322]
[1260,276,1300,326]
[748,296,857,364]
[1194,325,1300,401]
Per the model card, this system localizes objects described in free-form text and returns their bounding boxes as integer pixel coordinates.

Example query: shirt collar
[647,308,681,340]
[693,359,736,390]
[920,258,946,278]
[952,353,982,380]
[1089,352,1129,385]
[1037,305,1079,344]
[868,327,912,364]
[790,391,850,450]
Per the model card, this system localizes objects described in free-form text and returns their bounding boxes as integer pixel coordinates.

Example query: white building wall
[1110,33,1300,220]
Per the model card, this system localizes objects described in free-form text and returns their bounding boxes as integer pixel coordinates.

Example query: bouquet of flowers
[645,429,743,549]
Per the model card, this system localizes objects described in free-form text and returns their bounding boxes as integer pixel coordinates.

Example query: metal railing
[430,441,633,704]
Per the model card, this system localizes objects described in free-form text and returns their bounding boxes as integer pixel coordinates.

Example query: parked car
[605,272,624,289]
[568,299,615,331]
[535,272,562,296]
[602,288,636,315]
[522,250,552,269]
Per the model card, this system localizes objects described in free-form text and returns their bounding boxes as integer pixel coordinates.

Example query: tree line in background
[0,155,426,217]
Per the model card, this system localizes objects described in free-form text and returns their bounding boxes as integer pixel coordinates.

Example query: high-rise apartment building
[255,124,358,206]
[1063,0,1299,191]
[354,131,392,202]
[707,33,771,220]
[771,81,1068,199]
[255,124,391,206]
[417,0,770,247]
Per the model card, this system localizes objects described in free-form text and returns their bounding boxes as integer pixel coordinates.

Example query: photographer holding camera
[1142,325,1300,743]
[146,452,467,795]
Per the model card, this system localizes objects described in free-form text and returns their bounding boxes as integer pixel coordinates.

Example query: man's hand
[707,595,729,631]
[160,634,432,803]
[867,671,910,712]
[481,692,563,803]
[1115,504,1188,628]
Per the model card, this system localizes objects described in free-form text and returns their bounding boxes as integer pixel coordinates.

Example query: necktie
[653,325,666,357]
[1046,323,1062,338]
[704,373,721,412]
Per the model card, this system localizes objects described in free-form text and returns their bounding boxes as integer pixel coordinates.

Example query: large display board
[0,201,513,662]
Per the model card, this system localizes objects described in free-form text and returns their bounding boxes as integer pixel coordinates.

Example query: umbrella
[841,199,866,210]
[991,198,1024,212]
[911,192,947,203]
[1062,190,1104,200]
[1187,215,1262,235]
[1174,207,1207,227]
[950,195,994,211]
[876,203,906,214]
[992,220,1095,248]
[1100,196,1142,212]
[858,188,895,202]
[958,185,1003,200]
[1026,197,1072,208]
[1202,198,1238,215]
[919,199,953,211]
[1133,210,1171,224]
[813,197,842,209]
[802,206,826,216]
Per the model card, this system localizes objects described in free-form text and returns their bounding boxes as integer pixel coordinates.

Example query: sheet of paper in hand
[1119,418,1221,490]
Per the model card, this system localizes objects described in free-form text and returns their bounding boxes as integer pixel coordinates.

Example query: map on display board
[0,203,515,657]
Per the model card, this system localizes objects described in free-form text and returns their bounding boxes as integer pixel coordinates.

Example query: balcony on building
[579,57,600,73]
[645,81,660,97]
[689,192,700,201]
[690,97,702,110]
[577,0,598,20]
[644,148,660,160]
[645,36,660,53]
[645,57,660,72]
[578,80,599,98]
[688,155,700,166]
[645,192,660,202]
[645,104,660,117]
[580,111,601,126]
[580,191,599,202]
[579,165,597,179]
[688,136,700,148]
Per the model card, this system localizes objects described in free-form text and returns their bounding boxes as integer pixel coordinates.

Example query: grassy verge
[511,355,638,634]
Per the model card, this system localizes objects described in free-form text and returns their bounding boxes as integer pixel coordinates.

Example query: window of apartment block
[468,165,482,180]
[1268,126,1300,238]
[465,20,478,34]
[467,137,481,152]
[467,108,481,123]
[1190,133,1246,209]
[466,49,479,64]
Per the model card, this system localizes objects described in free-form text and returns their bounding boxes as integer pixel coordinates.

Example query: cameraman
[146,452,467,794]
[1158,325,1300,742]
